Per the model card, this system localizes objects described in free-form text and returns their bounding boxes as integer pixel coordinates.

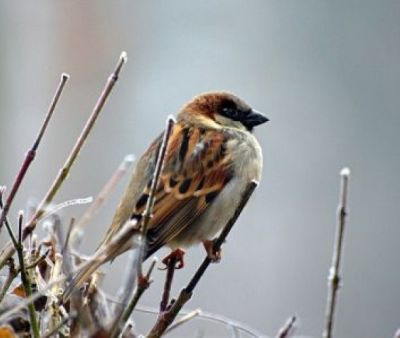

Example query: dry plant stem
[15,212,40,338]
[323,168,350,338]
[108,246,141,336]
[23,52,128,240]
[160,255,178,312]
[164,309,201,335]
[276,316,296,338]
[0,74,69,233]
[42,316,70,338]
[146,180,258,338]
[139,117,175,272]
[111,117,174,337]
[135,305,266,338]
[73,154,135,241]
[110,259,157,338]
[0,258,17,304]
[0,188,18,251]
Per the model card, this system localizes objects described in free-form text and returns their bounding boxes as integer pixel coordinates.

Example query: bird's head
[179,91,269,132]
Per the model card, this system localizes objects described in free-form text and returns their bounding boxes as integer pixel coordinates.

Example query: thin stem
[110,258,157,338]
[0,187,18,249]
[23,52,128,240]
[165,309,202,334]
[276,316,296,338]
[72,154,135,245]
[0,74,69,232]
[323,167,350,338]
[15,212,40,338]
[146,180,258,338]
[0,258,17,304]
[160,255,178,312]
[138,116,175,274]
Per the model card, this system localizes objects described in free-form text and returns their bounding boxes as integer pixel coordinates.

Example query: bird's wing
[132,123,234,256]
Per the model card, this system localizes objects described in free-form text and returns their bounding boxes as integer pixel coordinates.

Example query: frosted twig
[323,167,351,338]
[165,309,201,334]
[131,305,267,337]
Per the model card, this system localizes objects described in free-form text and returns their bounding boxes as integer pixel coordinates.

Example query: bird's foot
[161,248,186,269]
[203,239,222,263]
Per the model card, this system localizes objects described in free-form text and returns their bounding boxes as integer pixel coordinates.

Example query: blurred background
[1,1,399,337]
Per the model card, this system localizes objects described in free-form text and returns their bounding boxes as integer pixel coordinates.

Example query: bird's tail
[63,220,142,302]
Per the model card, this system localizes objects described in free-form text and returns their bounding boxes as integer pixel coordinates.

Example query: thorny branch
[323,167,350,338]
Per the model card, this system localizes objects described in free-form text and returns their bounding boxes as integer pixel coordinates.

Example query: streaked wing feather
[132,123,234,256]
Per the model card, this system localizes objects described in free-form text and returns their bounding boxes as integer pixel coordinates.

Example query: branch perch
[146,180,258,338]
[112,117,175,337]
[323,167,350,338]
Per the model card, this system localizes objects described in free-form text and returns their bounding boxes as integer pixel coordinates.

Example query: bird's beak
[244,109,269,128]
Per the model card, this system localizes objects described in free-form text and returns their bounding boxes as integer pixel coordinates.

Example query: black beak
[243,109,269,130]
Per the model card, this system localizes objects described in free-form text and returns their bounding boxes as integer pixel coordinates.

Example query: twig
[0,187,18,251]
[0,258,17,304]
[108,243,141,336]
[0,52,127,269]
[0,73,69,234]
[146,180,258,338]
[165,309,202,335]
[42,315,70,338]
[160,255,178,312]
[15,211,40,338]
[131,305,267,338]
[276,316,296,338]
[111,258,157,338]
[323,167,350,338]
[138,117,175,273]
[72,154,135,247]
[23,51,128,240]
[110,117,174,337]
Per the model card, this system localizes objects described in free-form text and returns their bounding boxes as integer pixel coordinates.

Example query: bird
[64,91,268,298]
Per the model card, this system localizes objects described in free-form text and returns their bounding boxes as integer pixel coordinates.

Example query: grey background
[1,1,399,337]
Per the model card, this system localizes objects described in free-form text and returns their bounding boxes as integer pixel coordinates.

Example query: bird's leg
[203,239,222,263]
[161,248,186,269]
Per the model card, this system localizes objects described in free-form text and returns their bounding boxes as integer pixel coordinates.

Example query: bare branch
[23,52,128,240]
[72,154,135,246]
[139,117,175,270]
[276,316,296,338]
[165,309,201,335]
[15,211,40,338]
[323,167,351,338]
[0,74,68,233]
[0,52,127,269]
[146,180,258,338]
[110,258,157,338]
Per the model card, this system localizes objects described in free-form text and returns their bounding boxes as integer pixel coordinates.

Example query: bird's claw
[203,239,222,263]
[160,248,186,270]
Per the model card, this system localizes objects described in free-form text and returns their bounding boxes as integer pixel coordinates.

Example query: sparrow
[64,91,267,298]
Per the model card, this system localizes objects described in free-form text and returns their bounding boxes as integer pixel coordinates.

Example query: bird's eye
[220,105,240,119]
